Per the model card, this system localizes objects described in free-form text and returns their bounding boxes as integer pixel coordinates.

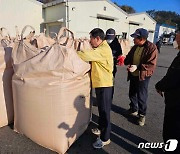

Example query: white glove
[128,65,137,72]
[173,41,178,49]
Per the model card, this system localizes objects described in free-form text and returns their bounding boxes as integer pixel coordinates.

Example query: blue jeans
[129,75,150,115]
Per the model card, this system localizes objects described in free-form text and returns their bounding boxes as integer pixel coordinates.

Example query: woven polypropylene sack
[12,26,90,80]
[119,39,131,56]
[12,26,91,153]
[0,27,14,128]
[74,38,92,51]
[34,32,55,49]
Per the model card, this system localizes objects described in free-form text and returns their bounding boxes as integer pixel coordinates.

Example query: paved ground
[0,45,178,154]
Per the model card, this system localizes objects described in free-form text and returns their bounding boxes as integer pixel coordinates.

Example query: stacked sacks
[74,38,92,51]
[119,39,131,56]
[0,28,14,127]
[12,26,91,154]
[30,29,56,49]
[117,39,131,66]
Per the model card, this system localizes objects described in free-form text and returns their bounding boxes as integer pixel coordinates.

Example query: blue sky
[112,0,180,14]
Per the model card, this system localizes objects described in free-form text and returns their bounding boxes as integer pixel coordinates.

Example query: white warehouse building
[43,0,156,44]
[42,0,129,38]
[154,24,176,43]
[127,12,156,45]
[0,0,156,44]
[0,0,43,36]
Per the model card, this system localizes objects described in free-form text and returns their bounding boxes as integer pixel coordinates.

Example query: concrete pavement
[0,45,178,154]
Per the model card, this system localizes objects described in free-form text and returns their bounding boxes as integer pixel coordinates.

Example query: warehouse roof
[28,0,43,6]
[128,12,156,23]
[43,0,128,16]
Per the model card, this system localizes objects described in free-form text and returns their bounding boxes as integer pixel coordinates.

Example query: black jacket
[109,37,122,62]
[155,51,180,106]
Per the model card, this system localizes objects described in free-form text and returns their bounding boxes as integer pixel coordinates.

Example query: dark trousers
[113,64,117,78]
[95,87,113,141]
[112,64,117,99]
[157,47,160,53]
[163,105,180,153]
[129,75,150,115]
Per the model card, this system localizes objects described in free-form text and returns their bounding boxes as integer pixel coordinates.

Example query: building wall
[43,3,66,23]
[158,25,175,36]
[68,1,129,38]
[154,24,160,43]
[43,0,129,38]
[0,0,43,36]
[156,25,176,44]
[43,1,156,45]
[43,3,66,36]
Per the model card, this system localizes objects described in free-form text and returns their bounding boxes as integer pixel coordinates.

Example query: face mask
[173,41,178,49]
[106,39,113,44]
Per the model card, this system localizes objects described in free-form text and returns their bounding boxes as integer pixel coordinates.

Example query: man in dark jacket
[106,28,122,77]
[124,28,158,126]
[106,28,122,99]
[155,32,180,153]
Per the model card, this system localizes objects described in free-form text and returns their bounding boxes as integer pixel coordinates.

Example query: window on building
[122,32,127,39]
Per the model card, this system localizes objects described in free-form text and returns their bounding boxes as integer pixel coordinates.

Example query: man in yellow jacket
[78,28,113,149]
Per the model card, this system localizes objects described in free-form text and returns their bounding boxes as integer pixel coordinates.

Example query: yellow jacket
[78,40,113,88]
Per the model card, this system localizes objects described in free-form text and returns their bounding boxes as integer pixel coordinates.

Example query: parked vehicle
[161,33,175,45]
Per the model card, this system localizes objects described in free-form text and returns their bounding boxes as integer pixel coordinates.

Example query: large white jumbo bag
[0,27,14,128]
[119,39,131,56]
[12,26,91,154]
[29,29,56,49]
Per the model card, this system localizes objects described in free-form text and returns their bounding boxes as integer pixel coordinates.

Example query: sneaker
[138,115,145,126]
[125,108,138,116]
[92,128,101,135]
[93,138,110,149]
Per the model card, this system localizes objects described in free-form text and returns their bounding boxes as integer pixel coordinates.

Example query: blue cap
[130,28,149,39]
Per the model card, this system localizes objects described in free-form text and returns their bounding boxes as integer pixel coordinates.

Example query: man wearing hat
[105,28,122,77]
[124,28,158,126]
[106,28,122,99]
